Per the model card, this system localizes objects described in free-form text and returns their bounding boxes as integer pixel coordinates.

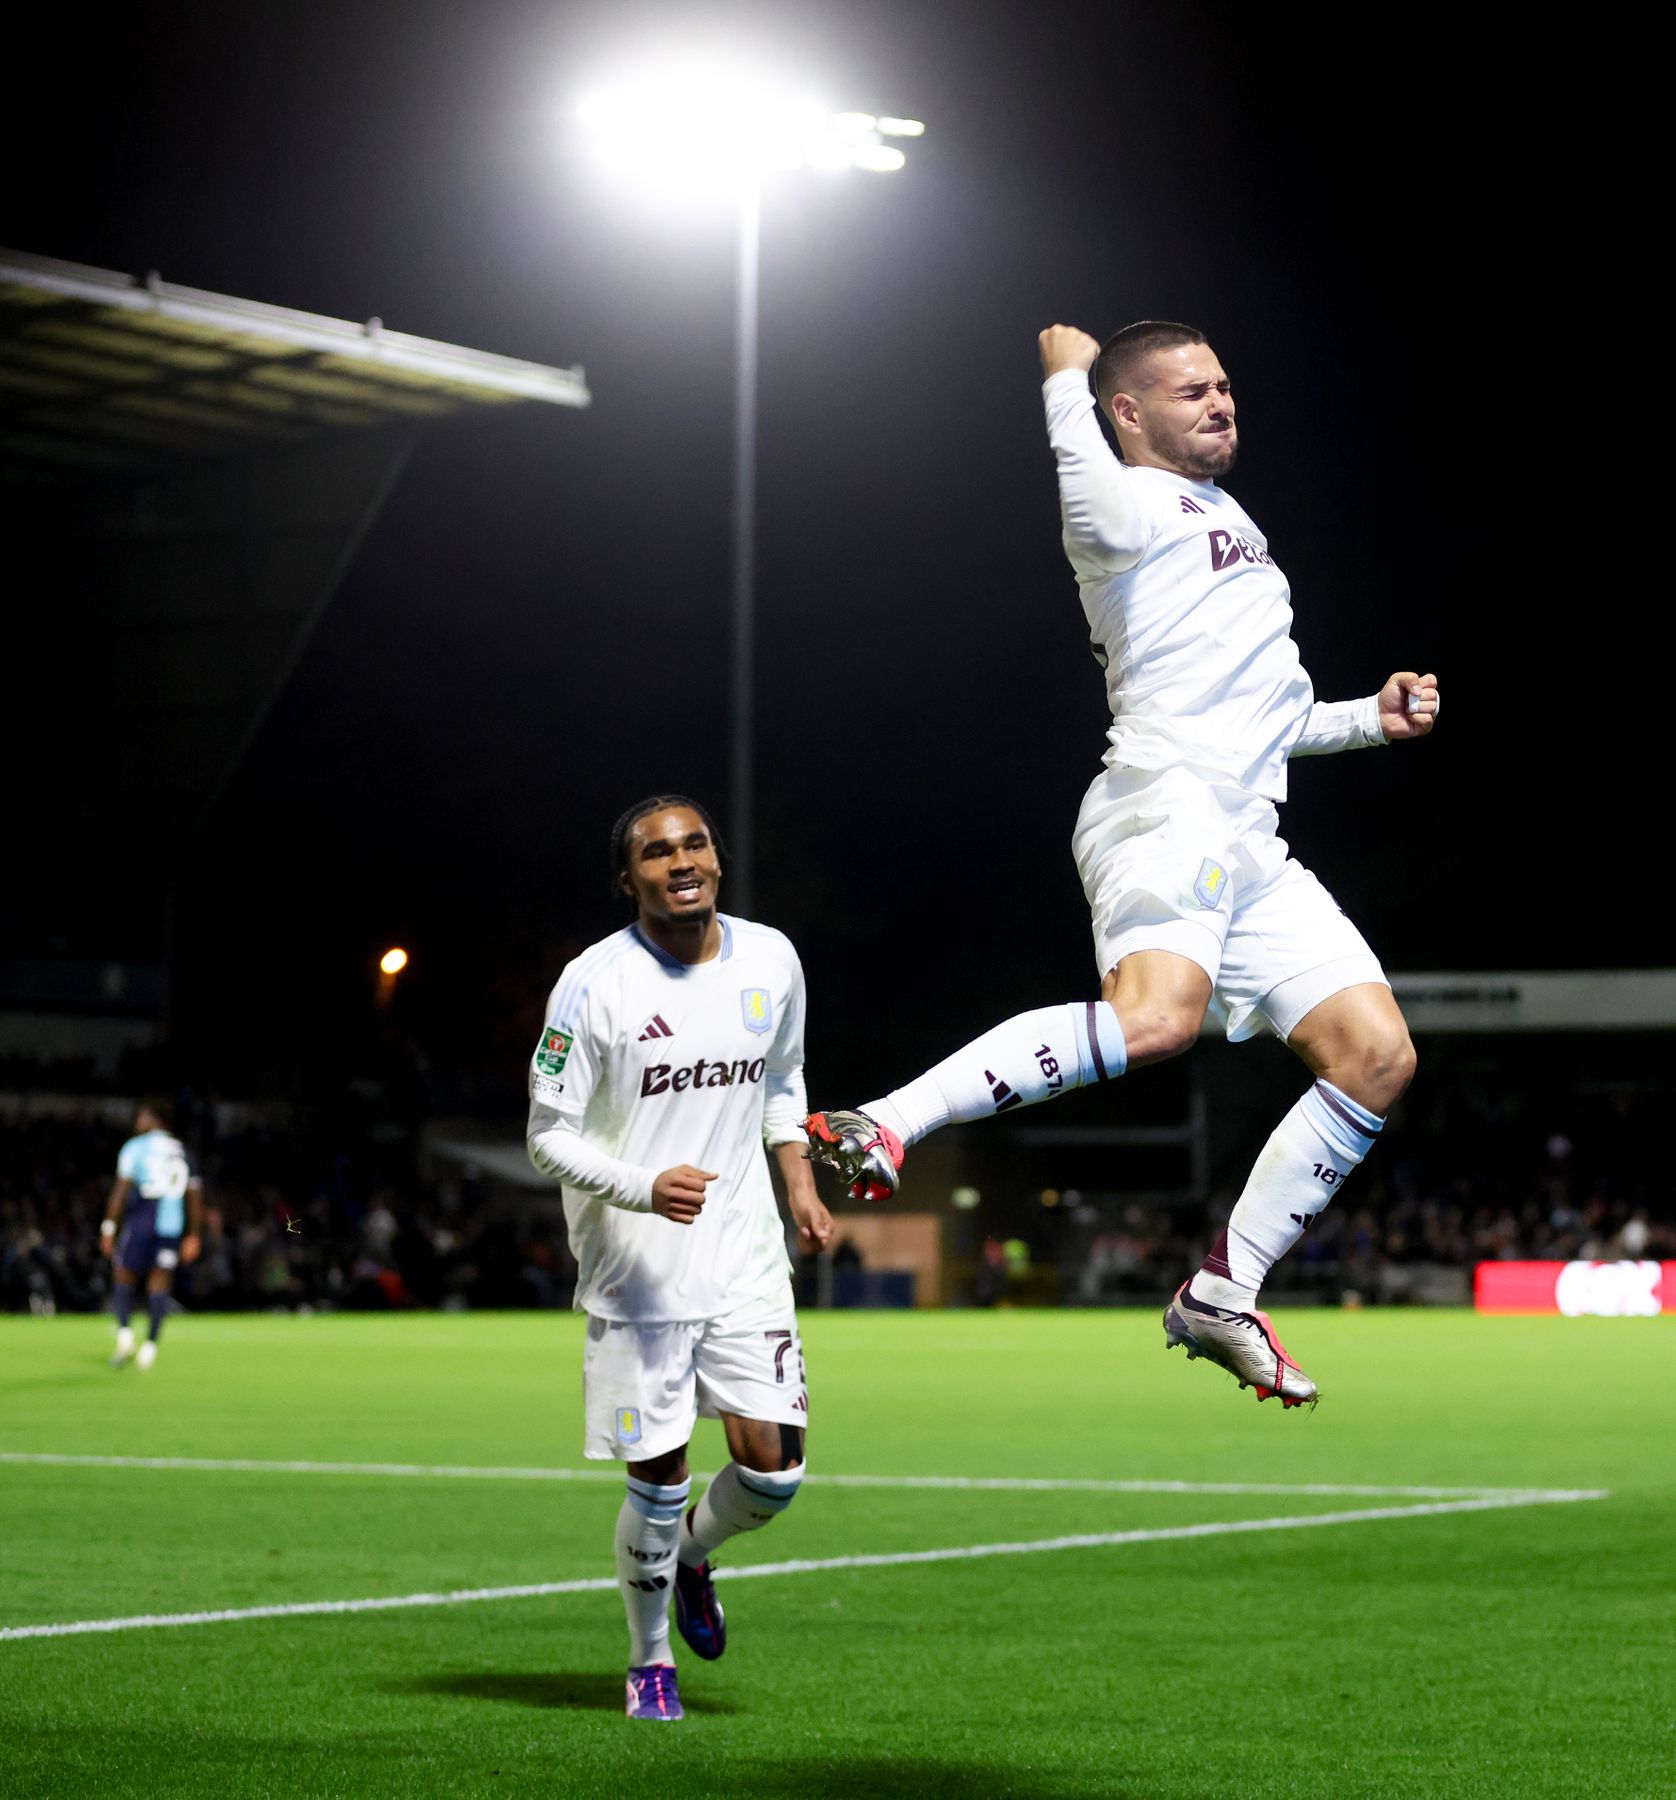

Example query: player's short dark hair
[608,794,726,898]
[1094,320,1209,413]
[138,1095,173,1130]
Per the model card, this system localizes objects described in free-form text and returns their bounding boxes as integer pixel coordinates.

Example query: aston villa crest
[741,988,772,1035]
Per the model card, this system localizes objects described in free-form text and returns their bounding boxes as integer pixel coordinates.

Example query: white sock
[1192,1079,1383,1308]
[679,1462,804,1567]
[866,1002,1128,1147]
[617,1475,689,1666]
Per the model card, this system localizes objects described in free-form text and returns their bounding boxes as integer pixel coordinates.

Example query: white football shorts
[581,1284,809,1462]
[1073,763,1388,1043]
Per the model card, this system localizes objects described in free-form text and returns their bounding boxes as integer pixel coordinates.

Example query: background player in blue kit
[100,1099,203,1370]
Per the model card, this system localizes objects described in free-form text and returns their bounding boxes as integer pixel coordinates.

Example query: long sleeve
[525,990,657,1211]
[1291,694,1385,758]
[1043,368,1152,576]
[761,957,809,1149]
[527,1112,657,1211]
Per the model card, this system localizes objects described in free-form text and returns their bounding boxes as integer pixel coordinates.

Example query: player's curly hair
[1094,320,1209,415]
[608,794,726,900]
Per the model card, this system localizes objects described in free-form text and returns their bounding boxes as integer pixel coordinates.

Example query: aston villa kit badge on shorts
[616,1407,642,1446]
[741,988,772,1035]
[1193,859,1229,908]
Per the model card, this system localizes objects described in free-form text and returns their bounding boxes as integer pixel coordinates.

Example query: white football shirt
[1045,368,1317,802]
[526,915,808,1324]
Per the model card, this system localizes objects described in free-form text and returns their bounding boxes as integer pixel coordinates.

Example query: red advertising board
[1473,1260,1672,1316]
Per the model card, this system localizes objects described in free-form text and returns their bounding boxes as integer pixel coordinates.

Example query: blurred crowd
[1069,1061,1671,1303]
[0,1106,578,1318]
[1071,1181,1670,1307]
[3,1043,1671,1314]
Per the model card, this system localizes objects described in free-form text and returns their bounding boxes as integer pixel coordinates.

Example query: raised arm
[1039,324,1151,575]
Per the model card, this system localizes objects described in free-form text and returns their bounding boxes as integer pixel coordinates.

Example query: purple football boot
[673,1541,727,1660]
[625,1663,683,1721]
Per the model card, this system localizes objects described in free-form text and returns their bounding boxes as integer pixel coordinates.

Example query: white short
[1073,764,1388,1043]
[581,1285,809,1462]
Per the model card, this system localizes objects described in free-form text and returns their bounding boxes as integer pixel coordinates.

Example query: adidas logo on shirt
[1179,495,1205,515]
[637,1014,674,1042]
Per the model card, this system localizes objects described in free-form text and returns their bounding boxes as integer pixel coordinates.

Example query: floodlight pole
[729,175,761,916]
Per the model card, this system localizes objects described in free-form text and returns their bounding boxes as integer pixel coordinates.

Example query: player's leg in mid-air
[807,779,1413,1406]
[1161,841,1415,1405]
[805,770,1220,1198]
[806,980,1168,1201]
[1163,982,1412,1405]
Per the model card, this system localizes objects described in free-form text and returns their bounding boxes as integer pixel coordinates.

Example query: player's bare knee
[1115,1001,1200,1064]
[628,1446,689,1486]
[1378,1028,1418,1108]
[1345,1025,1416,1114]
[728,1417,804,1473]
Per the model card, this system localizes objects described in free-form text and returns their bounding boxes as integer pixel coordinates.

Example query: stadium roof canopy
[2,251,591,983]
[0,249,589,472]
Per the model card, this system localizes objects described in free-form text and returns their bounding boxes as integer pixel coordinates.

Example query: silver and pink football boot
[1163,1280,1319,1408]
[803,1109,905,1204]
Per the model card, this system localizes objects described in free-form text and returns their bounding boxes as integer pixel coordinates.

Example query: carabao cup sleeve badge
[535,1025,573,1078]
[741,988,772,1035]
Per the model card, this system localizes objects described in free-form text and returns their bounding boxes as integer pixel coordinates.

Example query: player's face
[620,807,722,925]
[1125,344,1238,480]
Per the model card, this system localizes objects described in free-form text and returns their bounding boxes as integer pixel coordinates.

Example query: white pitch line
[0,1489,1606,1644]
[0,1453,1557,1501]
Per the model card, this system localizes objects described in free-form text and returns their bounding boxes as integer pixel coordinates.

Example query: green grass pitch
[2,1308,1672,1798]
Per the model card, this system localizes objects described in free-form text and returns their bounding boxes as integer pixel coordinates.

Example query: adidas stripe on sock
[867,1001,1127,1147]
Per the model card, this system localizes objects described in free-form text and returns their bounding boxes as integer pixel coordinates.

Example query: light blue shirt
[116,1130,194,1237]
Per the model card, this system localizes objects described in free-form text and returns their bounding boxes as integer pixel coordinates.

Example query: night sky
[8,1,1625,1104]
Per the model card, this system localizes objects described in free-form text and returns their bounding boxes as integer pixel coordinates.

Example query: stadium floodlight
[575,59,924,911]
[379,948,409,976]
[575,65,920,193]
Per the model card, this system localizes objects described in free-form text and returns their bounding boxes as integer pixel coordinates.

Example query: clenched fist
[1377,671,1440,742]
[651,1164,716,1225]
[1039,324,1101,379]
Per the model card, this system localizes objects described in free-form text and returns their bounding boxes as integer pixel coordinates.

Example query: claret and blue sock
[865,1001,1128,1147]
[1191,1077,1384,1311]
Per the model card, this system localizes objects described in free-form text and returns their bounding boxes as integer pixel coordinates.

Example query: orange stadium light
[379,948,409,976]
